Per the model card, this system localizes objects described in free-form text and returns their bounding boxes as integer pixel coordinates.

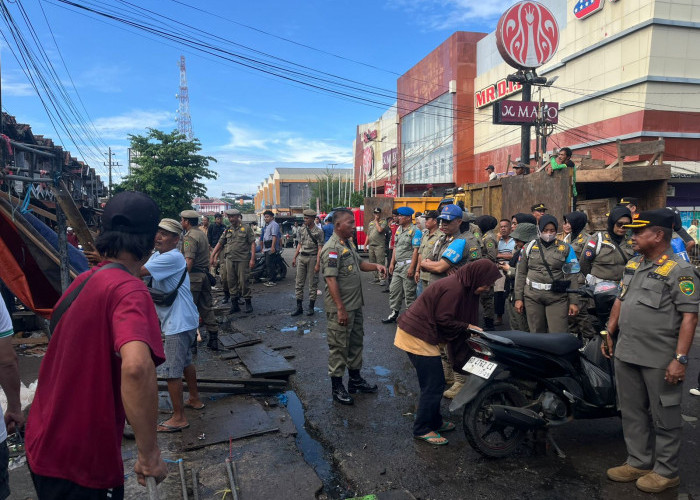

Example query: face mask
[540,233,556,243]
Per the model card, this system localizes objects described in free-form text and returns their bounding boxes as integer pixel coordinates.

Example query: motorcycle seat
[489,330,582,356]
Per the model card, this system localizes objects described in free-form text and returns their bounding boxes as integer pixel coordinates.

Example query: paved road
[232,250,700,499]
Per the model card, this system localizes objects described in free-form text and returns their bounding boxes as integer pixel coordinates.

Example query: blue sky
[0,0,517,197]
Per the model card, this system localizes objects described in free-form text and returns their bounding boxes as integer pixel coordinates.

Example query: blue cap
[396,206,414,216]
[437,204,462,221]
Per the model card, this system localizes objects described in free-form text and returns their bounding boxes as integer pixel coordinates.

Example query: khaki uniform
[580,231,635,283]
[479,231,498,321]
[427,231,481,284]
[566,231,596,339]
[366,219,387,281]
[218,224,255,299]
[183,227,217,333]
[514,239,580,333]
[321,233,366,377]
[389,224,421,312]
[614,250,699,478]
[417,229,440,290]
[295,224,324,301]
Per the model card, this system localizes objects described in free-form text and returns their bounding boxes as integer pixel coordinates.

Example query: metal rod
[8,140,56,158]
[55,197,71,292]
[178,459,189,500]
[225,458,240,500]
[146,477,160,500]
[191,469,200,500]
[2,174,53,183]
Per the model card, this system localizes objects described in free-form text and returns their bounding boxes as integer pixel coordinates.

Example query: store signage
[362,146,374,175]
[475,79,523,108]
[574,0,604,19]
[362,129,378,143]
[493,100,559,125]
[382,148,398,170]
[496,1,559,70]
[384,181,397,198]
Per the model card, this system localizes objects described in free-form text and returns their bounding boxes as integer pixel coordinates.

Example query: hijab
[564,211,588,240]
[475,215,498,235]
[607,206,632,244]
[513,213,537,225]
[538,214,559,247]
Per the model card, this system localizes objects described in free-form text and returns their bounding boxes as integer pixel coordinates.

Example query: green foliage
[309,168,359,212]
[113,129,217,218]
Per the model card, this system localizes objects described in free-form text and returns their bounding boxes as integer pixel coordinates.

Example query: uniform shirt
[218,224,255,261]
[183,227,210,273]
[366,219,387,246]
[565,231,590,255]
[481,231,498,262]
[321,233,363,312]
[298,224,324,254]
[0,300,13,443]
[262,220,281,252]
[145,249,199,335]
[580,231,635,282]
[428,231,481,283]
[616,249,700,369]
[418,229,440,282]
[514,239,580,302]
[393,224,422,264]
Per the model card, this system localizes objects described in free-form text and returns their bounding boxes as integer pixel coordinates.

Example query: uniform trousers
[479,286,495,321]
[407,352,445,436]
[368,244,385,282]
[189,273,217,333]
[523,288,569,333]
[294,254,318,301]
[614,358,683,478]
[389,265,417,312]
[226,259,251,299]
[326,309,364,377]
[568,297,596,339]
[506,294,529,332]
[219,253,228,294]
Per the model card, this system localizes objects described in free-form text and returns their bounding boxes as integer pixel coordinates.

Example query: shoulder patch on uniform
[625,259,640,270]
[586,239,596,248]
[558,244,565,251]
[655,254,670,265]
[342,248,349,254]
[532,245,539,250]
[486,240,495,248]
[328,251,338,268]
[679,279,695,296]
[655,260,677,276]
[577,234,584,242]
[584,248,594,260]
[240,227,245,232]
[627,239,633,245]
[184,241,189,247]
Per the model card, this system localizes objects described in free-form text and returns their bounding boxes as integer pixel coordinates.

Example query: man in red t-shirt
[26,191,168,499]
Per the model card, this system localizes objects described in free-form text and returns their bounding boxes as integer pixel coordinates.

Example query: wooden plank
[157,376,286,387]
[180,397,279,451]
[576,198,618,231]
[219,332,261,349]
[12,336,49,346]
[577,169,621,183]
[49,180,95,253]
[235,344,296,378]
[578,158,606,170]
[578,165,670,183]
[0,191,56,221]
[500,168,571,220]
[618,138,665,157]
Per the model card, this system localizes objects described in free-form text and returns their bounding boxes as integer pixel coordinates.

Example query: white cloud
[92,110,174,140]
[388,0,519,30]
[76,64,123,93]
[0,76,34,97]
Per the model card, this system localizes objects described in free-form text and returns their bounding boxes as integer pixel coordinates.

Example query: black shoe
[381,288,390,293]
[348,376,378,394]
[332,382,354,405]
[229,300,241,314]
[207,333,219,351]
[244,299,253,314]
[306,301,315,316]
[238,298,245,305]
[221,293,230,304]
[382,310,399,324]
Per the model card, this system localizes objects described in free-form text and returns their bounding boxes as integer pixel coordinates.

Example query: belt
[396,259,412,266]
[526,278,552,291]
[300,251,317,257]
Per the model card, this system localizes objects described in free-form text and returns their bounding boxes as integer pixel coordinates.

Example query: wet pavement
[7,250,700,499]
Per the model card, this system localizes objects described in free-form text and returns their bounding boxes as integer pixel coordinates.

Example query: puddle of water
[373,365,391,377]
[303,329,311,334]
[281,326,298,332]
[385,385,395,397]
[284,391,350,498]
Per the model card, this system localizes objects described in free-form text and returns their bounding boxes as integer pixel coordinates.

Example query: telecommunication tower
[176,55,194,140]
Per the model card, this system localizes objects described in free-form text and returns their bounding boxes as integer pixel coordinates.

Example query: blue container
[671,237,690,262]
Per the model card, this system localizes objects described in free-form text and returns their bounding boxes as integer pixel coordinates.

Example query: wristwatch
[675,353,688,365]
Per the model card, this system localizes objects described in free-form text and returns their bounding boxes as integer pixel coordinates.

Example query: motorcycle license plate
[463,357,497,379]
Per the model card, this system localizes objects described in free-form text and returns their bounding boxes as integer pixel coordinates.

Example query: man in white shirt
[0,299,21,499]
[485,165,497,181]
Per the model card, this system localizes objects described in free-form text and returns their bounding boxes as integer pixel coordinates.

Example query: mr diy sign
[493,100,559,125]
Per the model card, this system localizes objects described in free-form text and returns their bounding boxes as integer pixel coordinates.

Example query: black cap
[373,207,382,214]
[531,203,547,212]
[103,191,160,235]
[623,208,675,229]
[620,197,639,206]
[391,208,399,215]
[424,210,439,219]
[485,164,495,171]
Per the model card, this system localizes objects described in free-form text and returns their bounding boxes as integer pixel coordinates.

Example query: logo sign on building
[574,0,604,19]
[496,2,560,70]
[382,148,398,170]
[362,129,378,143]
[493,100,559,125]
[362,146,374,176]
[475,78,523,108]
[384,181,397,198]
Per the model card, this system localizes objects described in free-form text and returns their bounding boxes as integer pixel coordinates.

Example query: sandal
[157,422,190,433]
[414,432,448,446]
[185,402,206,410]
[438,422,456,433]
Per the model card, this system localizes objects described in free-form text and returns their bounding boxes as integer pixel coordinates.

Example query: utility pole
[104,147,122,199]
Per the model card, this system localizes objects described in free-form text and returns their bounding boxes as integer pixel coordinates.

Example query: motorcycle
[250,248,288,282]
[450,281,620,458]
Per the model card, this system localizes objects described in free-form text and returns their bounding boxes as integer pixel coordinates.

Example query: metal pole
[146,477,160,500]
[178,459,189,500]
[55,155,71,292]
[225,458,240,500]
[521,82,532,165]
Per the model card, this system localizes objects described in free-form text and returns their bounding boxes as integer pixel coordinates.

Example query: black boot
[348,370,378,394]
[221,291,230,304]
[229,298,240,314]
[244,299,253,314]
[207,331,219,351]
[483,317,495,331]
[331,377,353,405]
[382,310,399,324]
[291,300,304,317]
[306,300,315,316]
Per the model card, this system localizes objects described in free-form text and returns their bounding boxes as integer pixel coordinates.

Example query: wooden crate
[576,198,618,232]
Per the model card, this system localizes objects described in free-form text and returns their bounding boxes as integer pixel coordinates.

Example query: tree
[309,168,361,212]
[114,129,217,218]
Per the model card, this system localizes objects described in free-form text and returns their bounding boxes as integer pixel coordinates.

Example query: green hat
[180,209,200,219]
[225,208,241,216]
[511,223,538,243]
[303,209,316,217]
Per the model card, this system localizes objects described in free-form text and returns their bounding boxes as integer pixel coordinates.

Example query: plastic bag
[580,357,615,406]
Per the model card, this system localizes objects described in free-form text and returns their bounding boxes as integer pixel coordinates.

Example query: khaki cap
[225,208,241,216]
[303,209,317,217]
[158,218,182,234]
[180,209,200,219]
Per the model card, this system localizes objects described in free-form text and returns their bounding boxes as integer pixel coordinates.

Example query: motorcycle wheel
[463,381,528,458]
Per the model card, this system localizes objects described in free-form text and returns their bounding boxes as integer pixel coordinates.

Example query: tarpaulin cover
[23,212,88,273]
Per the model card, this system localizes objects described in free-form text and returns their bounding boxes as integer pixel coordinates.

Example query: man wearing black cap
[366,207,387,285]
[531,203,547,223]
[485,164,497,181]
[26,191,168,497]
[602,209,699,493]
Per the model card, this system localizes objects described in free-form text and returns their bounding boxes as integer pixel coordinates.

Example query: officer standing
[181,210,219,351]
[208,213,228,302]
[475,215,498,330]
[580,207,634,284]
[382,207,422,324]
[291,209,324,317]
[602,209,699,494]
[321,209,387,405]
[561,211,595,340]
[413,210,440,296]
[366,207,387,286]
[514,215,580,333]
[531,203,547,223]
[500,222,538,332]
[210,209,256,314]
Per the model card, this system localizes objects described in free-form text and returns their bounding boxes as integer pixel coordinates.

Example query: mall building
[353,0,700,214]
